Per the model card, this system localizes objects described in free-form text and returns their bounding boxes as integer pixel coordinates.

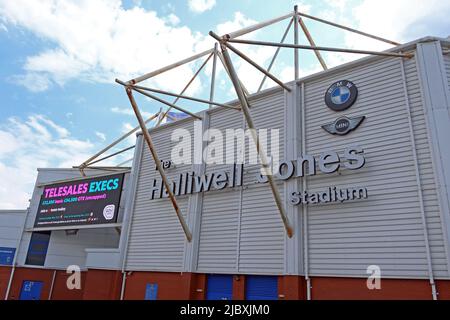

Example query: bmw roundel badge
[325,80,358,112]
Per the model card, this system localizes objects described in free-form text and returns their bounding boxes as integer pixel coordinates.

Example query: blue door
[245,276,278,300]
[144,283,158,300]
[206,275,233,300]
[19,281,44,300]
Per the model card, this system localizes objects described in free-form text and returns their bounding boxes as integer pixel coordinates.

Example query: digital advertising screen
[34,173,125,228]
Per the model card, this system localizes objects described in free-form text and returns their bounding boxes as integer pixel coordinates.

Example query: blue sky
[0,0,449,208]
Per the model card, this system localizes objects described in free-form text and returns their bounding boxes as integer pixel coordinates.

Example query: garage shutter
[206,275,233,300]
[245,276,278,300]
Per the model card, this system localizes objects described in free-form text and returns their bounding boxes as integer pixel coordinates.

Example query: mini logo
[322,116,365,135]
[103,204,115,220]
[325,80,358,111]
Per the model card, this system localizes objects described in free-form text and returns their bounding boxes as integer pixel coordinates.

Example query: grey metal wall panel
[444,51,450,88]
[125,121,194,271]
[239,91,286,274]
[404,56,449,278]
[197,107,242,273]
[302,55,447,278]
[0,211,26,249]
[44,229,119,269]
[196,90,286,274]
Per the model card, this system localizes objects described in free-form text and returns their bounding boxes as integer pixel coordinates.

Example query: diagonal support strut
[124,87,193,242]
[216,40,294,238]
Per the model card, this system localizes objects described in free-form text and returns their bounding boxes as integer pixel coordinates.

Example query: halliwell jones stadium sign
[149,146,368,206]
[34,173,124,228]
[148,79,369,206]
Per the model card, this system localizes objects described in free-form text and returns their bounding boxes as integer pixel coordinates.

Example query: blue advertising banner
[0,247,16,266]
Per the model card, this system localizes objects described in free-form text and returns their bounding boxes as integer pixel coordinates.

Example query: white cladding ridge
[197,90,286,274]
[125,121,194,271]
[445,49,450,88]
[0,211,26,249]
[405,55,448,278]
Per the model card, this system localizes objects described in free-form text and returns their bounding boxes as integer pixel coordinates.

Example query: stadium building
[1,9,450,300]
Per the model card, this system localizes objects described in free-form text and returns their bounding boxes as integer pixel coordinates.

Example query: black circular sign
[335,118,350,134]
[325,80,358,112]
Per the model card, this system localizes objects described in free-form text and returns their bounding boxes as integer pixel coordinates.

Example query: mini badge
[325,80,358,112]
[322,116,365,136]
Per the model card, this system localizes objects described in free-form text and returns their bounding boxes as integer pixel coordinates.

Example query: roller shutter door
[206,275,233,300]
[245,276,278,300]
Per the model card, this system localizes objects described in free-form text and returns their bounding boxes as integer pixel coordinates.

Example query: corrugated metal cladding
[303,55,448,278]
[125,121,193,271]
[126,40,450,279]
[445,49,450,88]
[198,91,285,274]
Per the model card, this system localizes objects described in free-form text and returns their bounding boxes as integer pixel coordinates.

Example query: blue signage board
[144,283,158,300]
[0,247,16,266]
[19,281,43,300]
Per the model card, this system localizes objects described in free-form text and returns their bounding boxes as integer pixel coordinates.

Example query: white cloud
[95,131,106,141]
[216,11,256,36]
[351,0,450,47]
[0,115,96,208]
[165,13,180,26]
[293,2,312,14]
[0,0,210,94]
[11,73,51,92]
[319,0,450,68]
[215,12,279,93]
[111,106,156,119]
[188,0,216,13]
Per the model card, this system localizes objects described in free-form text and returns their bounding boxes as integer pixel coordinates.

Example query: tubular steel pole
[225,12,294,39]
[297,11,400,46]
[209,43,218,109]
[222,41,292,92]
[127,48,214,85]
[297,16,328,70]
[128,84,238,110]
[116,79,202,120]
[79,110,160,169]
[157,51,214,126]
[216,51,250,96]
[226,38,413,58]
[258,17,293,93]
[86,145,136,167]
[294,5,299,80]
[125,87,192,242]
[217,40,293,238]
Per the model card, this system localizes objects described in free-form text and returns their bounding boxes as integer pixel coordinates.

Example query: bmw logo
[325,80,358,112]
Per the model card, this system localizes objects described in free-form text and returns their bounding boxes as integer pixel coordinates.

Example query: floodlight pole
[124,87,193,242]
[214,36,293,238]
